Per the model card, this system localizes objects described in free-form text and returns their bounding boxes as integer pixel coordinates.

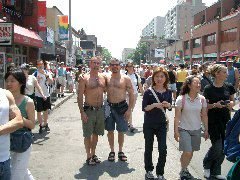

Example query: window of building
[185,41,190,49]
[205,33,216,46]
[193,38,201,48]
[222,28,237,42]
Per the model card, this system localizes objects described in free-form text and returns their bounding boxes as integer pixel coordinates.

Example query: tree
[102,47,112,64]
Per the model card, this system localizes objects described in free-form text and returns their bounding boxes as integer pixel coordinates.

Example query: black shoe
[39,125,43,134]
[44,123,50,131]
[61,94,65,97]
[58,94,61,98]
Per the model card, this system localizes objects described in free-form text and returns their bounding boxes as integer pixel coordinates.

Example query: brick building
[183,0,240,64]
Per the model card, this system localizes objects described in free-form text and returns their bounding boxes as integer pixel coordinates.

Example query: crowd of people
[0,56,239,180]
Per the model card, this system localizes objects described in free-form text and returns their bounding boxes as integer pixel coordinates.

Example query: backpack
[224,109,240,163]
[227,158,240,180]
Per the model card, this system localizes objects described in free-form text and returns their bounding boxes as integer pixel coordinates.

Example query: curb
[51,93,75,111]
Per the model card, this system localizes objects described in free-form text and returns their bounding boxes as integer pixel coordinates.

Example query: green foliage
[102,48,112,63]
[129,42,148,64]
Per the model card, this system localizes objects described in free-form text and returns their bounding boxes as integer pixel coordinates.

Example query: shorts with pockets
[168,83,177,91]
[82,107,105,138]
[179,128,201,152]
[105,107,128,132]
[35,96,51,112]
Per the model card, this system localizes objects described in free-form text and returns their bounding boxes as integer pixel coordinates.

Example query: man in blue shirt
[57,62,67,97]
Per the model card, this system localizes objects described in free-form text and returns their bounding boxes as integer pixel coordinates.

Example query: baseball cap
[226,58,234,63]
[20,63,30,70]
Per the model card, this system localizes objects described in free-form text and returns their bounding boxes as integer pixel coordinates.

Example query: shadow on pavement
[125,128,142,136]
[32,131,50,145]
[74,160,135,179]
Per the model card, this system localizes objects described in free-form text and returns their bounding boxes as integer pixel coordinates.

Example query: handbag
[10,128,33,153]
[149,87,170,131]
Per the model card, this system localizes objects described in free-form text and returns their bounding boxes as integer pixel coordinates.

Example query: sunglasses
[92,61,101,65]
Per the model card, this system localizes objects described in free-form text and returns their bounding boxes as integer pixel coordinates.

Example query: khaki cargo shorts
[82,107,105,138]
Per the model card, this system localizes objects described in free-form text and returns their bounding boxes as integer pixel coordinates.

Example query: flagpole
[69,0,72,65]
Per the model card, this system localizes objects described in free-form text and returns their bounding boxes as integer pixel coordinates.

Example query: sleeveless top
[14,96,29,132]
[0,89,10,162]
[227,67,236,86]
[177,69,188,82]
[168,71,176,84]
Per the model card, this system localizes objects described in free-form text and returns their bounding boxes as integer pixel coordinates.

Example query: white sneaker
[157,175,166,180]
[203,169,210,178]
[213,175,226,180]
[146,171,155,179]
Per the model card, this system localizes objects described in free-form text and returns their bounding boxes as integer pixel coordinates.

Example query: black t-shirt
[168,71,176,84]
[142,88,172,125]
[203,83,235,141]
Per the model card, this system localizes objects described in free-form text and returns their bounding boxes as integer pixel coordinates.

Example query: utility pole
[69,0,72,65]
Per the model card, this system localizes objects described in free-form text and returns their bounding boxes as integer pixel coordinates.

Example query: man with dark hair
[34,60,53,134]
[105,58,134,162]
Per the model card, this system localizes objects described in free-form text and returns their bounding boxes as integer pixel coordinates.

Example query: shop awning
[220,50,238,57]
[204,53,217,58]
[0,19,43,48]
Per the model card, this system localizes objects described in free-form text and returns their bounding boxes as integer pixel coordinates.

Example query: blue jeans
[0,159,11,180]
[203,138,225,176]
[143,123,167,176]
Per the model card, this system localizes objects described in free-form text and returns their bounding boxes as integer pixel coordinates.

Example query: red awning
[0,19,43,48]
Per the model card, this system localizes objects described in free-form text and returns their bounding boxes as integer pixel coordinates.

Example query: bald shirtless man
[78,57,106,166]
[105,58,134,162]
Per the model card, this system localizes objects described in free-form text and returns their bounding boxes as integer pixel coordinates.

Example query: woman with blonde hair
[203,64,235,179]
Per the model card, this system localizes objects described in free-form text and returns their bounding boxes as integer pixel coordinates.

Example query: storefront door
[0,52,6,88]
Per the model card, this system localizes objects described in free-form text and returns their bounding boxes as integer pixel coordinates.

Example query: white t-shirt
[34,70,52,97]
[127,73,140,94]
[176,94,207,130]
[0,89,10,162]
[25,75,37,95]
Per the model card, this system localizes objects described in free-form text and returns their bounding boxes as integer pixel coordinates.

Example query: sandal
[92,155,101,163]
[86,157,96,166]
[118,152,127,161]
[108,152,115,162]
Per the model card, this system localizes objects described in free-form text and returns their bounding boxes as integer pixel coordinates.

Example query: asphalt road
[29,95,233,180]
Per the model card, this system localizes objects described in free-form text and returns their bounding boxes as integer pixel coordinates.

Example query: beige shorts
[82,107,105,138]
[58,76,66,86]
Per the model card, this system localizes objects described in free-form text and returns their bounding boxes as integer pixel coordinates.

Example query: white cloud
[46,0,217,59]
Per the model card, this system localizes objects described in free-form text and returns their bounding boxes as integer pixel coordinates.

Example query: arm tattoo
[9,105,19,120]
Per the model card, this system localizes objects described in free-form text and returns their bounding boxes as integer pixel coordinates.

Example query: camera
[220,100,230,105]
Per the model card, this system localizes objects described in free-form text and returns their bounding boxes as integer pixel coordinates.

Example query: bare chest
[86,77,106,89]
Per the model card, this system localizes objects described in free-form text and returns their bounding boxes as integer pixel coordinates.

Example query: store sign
[204,53,217,58]
[220,50,238,57]
[155,48,165,58]
[0,22,13,46]
[46,27,54,44]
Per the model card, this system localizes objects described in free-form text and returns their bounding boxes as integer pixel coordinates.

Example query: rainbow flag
[58,15,68,40]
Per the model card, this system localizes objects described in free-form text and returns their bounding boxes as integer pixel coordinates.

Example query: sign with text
[155,48,165,58]
[0,22,13,46]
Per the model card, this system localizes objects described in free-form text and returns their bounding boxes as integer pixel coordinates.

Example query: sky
[46,0,217,59]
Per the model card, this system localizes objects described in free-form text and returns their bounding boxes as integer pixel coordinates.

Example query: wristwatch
[212,103,216,108]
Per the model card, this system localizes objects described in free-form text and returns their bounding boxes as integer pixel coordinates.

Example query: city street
[29,95,233,180]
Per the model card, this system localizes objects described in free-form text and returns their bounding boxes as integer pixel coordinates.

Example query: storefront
[204,53,217,62]
[55,44,66,63]
[0,20,43,66]
[192,54,203,64]
[220,50,239,61]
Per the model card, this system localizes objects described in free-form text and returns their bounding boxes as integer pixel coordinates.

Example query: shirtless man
[105,58,134,162]
[77,56,106,166]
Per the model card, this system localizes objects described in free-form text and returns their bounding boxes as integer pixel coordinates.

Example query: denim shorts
[105,107,128,132]
[0,158,11,180]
